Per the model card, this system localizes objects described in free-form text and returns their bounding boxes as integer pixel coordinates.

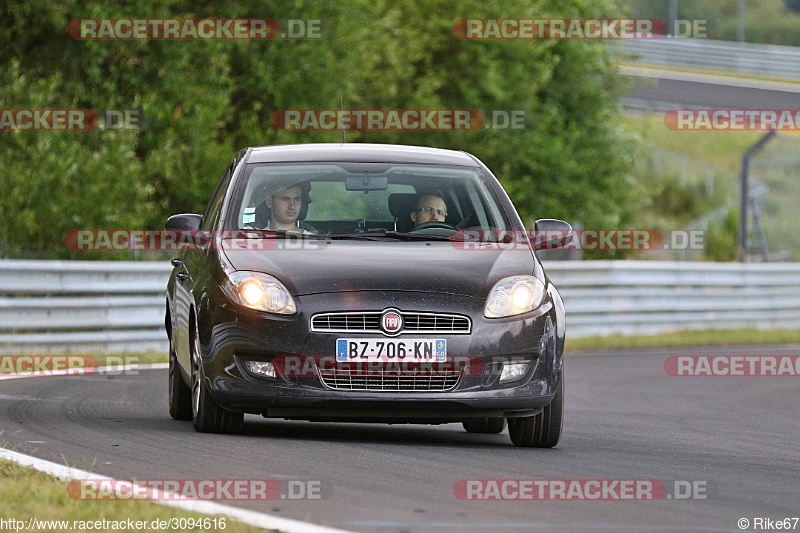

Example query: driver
[410,190,448,228]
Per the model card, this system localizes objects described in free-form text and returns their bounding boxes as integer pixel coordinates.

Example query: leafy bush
[705,208,738,261]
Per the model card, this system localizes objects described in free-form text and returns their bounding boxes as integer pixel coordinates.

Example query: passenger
[251,183,316,234]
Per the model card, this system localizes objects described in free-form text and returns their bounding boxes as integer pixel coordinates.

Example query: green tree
[1,0,640,258]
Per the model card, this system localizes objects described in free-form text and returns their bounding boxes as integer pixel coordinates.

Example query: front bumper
[197,289,562,422]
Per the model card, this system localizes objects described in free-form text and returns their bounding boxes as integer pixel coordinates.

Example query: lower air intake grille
[318,364,460,392]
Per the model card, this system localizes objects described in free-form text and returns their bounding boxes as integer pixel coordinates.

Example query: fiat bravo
[165,143,571,447]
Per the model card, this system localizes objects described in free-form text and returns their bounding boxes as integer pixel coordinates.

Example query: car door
[174,161,235,372]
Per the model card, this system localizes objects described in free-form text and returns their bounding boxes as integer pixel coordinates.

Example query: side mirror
[165,213,202,231]
[532,219,573,250]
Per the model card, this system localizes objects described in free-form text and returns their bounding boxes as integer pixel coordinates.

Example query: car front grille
[310,311,471,335]
[318,364,461,391]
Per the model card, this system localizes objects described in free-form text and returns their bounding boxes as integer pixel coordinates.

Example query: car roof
[246,143,478,166]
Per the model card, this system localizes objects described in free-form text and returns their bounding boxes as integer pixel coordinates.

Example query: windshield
[226,162,510,237]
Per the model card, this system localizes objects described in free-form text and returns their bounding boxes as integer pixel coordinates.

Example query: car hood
[220,239,536,297]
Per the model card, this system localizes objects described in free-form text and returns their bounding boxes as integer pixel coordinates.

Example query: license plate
[336,338,446,362]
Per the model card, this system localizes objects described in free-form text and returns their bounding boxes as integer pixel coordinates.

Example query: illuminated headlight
[221,271,296,314]
[484,276,546,318]
[500,362,531,384]
[243,360,276,378]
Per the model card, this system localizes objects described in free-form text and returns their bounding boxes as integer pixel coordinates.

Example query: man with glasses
[410,190,448,228]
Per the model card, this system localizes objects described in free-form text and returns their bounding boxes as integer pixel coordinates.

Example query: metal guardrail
[619,38,800,79]
[546,261,800,337]
[0,260,170,353]
[1,260,799,353]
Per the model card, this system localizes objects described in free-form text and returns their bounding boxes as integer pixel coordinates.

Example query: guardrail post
[738,130,777,262]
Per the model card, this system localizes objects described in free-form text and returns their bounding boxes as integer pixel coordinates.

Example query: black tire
[463,417,506,434]
[168,341,192,421]
[508,369,564,448]
[191,325,244,434]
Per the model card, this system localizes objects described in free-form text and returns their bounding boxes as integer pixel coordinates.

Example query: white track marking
[1,365,353,532]
[0,448,352,533]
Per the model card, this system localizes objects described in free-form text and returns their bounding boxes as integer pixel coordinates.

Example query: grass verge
[619,61,800,85]
[0,458,266,532]
[625,112,763,173]
[567,328,800,352]
[86,351,168,367]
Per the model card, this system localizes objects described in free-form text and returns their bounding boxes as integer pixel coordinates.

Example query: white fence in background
[1,260,799,353]
[619,38,800,79]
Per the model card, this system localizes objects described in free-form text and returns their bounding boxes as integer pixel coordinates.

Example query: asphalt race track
[2,345,798,532]
[627,77,800,108]
[624,69,800,108]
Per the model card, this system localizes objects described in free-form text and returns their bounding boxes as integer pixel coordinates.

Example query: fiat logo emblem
[381,310,403,335]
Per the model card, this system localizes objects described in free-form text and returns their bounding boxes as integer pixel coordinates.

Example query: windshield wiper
[233,229,326,239]
[382,230,452,241]
[324,232,403,241]
[326,231,452,241]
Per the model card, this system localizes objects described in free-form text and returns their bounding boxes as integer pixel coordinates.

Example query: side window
[202,163,234,230]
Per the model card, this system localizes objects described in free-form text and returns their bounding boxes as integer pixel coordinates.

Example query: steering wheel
[410,221,458,232]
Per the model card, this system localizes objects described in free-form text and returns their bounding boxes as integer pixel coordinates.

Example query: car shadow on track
[160,415,563,451]
[234,417,515,448]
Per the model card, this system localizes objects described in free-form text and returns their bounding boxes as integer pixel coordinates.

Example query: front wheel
[508,369,564,448]
[168,340,192,420]
[191,327,244,434]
